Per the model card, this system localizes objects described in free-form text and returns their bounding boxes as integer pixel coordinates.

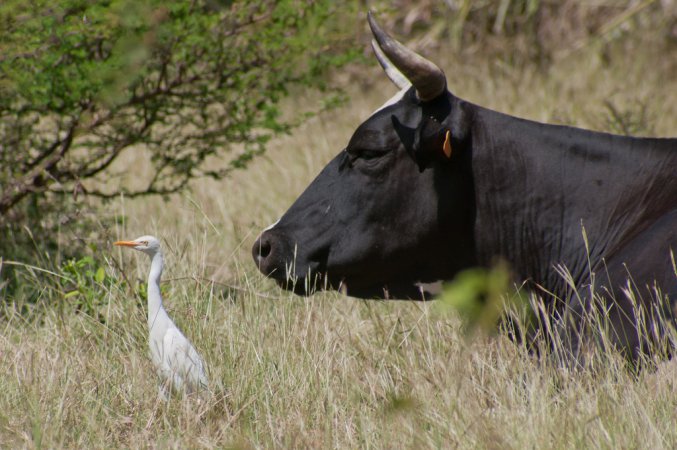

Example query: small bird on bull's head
[114,235,208,398]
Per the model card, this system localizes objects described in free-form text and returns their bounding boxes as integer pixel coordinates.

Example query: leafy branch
[0,0,358,216]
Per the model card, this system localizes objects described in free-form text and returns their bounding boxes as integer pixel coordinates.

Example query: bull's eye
[359,149,386,160]
[343,145,390,171]
[347,148,388,162]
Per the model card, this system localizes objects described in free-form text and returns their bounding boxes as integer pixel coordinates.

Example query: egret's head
[114,235,161,256]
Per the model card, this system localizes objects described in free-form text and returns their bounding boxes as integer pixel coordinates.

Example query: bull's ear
[393,115,451,172]
[414,117,452,170]
[391,115,416,153]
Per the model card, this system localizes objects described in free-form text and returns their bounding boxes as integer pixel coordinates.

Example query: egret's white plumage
[114,236,208,396]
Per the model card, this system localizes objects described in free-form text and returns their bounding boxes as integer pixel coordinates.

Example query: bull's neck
[464,104,675,297]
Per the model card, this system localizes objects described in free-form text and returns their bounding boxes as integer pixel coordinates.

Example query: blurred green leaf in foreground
[438,262,529,335]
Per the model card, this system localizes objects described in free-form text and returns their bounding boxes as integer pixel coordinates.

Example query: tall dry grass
[1,3,677,448]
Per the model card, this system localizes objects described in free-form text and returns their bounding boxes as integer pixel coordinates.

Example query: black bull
[252,13,677,359]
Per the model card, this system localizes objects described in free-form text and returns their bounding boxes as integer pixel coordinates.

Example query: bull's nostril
[252,233,276,275]
[258,239,271,259]
[252,232,281,276]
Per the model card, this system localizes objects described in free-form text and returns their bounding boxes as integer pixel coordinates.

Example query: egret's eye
[141,241,149,246]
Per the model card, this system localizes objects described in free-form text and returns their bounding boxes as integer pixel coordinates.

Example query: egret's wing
[163,326,208,392]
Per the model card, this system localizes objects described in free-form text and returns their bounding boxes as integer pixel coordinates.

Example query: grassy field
[2,7,677,449]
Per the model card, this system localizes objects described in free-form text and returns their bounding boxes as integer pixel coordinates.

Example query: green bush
[0,0,356,209]
[0,0,357,288]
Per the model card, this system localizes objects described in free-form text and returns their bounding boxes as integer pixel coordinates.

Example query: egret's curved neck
[147,251,167,328]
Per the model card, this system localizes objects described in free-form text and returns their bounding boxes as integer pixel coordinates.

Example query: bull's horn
[370,39,410,90]
[367,11,446,101]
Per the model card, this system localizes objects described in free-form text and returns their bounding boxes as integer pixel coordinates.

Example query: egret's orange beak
[114,240,137,247]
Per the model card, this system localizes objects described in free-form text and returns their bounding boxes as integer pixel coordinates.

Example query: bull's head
[252,12,476,299]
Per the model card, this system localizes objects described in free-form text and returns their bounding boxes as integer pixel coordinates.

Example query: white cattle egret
[114,235,208,397]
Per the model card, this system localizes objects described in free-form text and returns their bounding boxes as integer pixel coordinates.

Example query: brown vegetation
[1,1,676,448]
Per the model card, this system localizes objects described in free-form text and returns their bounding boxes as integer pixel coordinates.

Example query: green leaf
[95,267,105,284]
[438,262,525,335]
[64,290,80,299]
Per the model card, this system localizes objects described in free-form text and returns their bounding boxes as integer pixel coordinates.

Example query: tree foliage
[0,0,357,219]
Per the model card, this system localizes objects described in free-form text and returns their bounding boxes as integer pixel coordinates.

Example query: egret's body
[114,236,208,396]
